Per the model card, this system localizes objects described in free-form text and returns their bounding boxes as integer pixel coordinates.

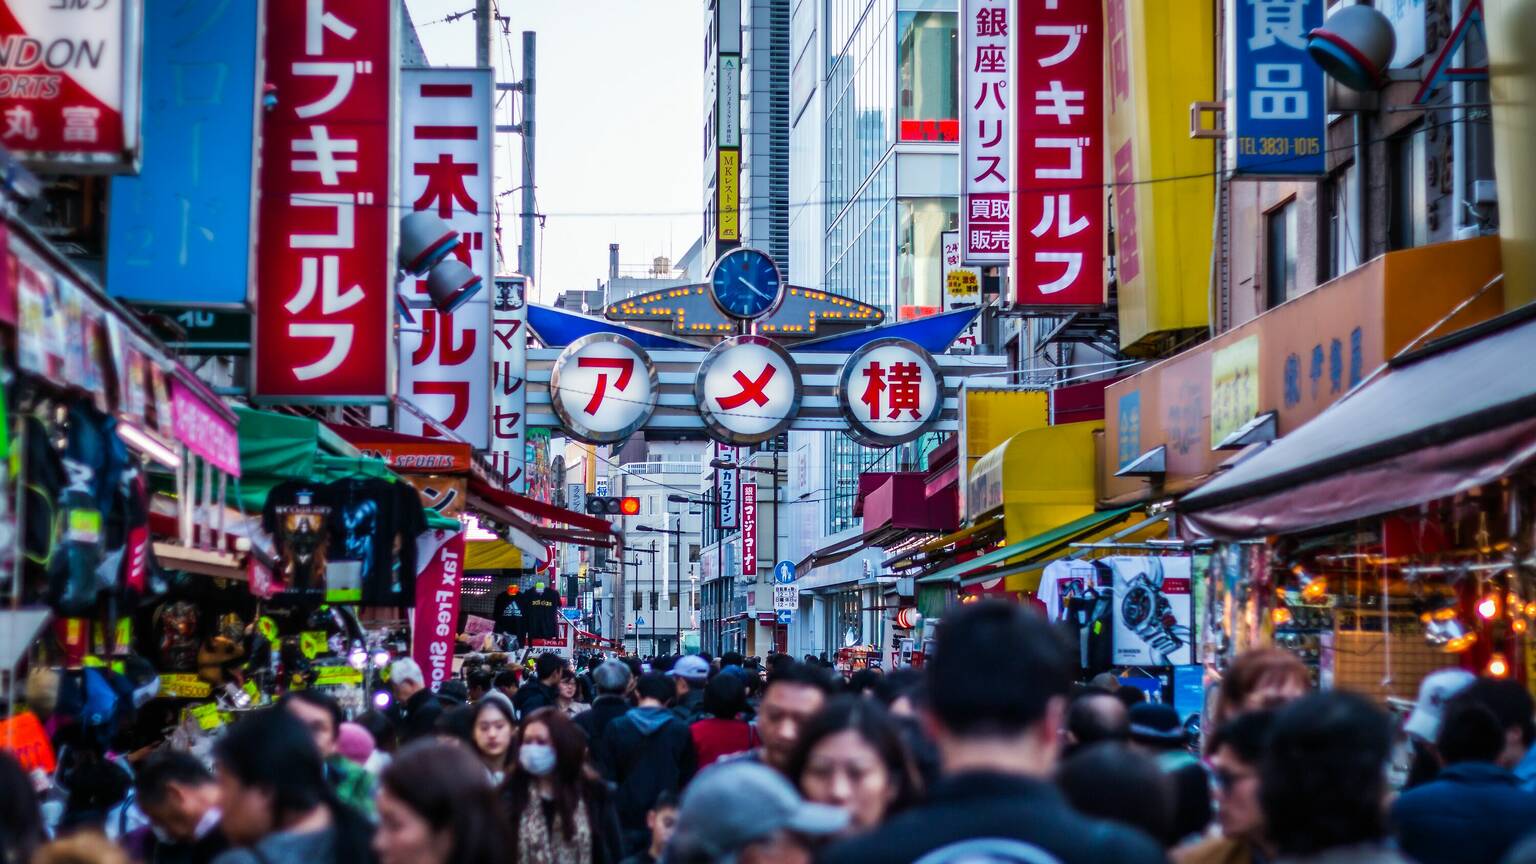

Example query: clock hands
[737,276,774,302]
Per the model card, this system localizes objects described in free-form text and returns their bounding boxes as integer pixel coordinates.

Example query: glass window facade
[896,11,957,142]
[826,0,893,222]
[897,196,958,317]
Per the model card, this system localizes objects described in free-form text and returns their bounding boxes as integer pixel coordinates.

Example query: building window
[1321,163,1358,282]
[1389,127,1428,251]
[897,11,957,142]
[1265,198,1298,309]
[897,197,958,318]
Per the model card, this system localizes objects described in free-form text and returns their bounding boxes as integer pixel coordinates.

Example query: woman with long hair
[373,741,508,864]
[210,707,375,864]
[469,697,518,784]
[785,696,921,837]
[503,707,623,864]
[557,668,590,718]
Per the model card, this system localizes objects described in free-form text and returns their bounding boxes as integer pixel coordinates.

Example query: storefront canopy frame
[1182,305,1536,539]
[917,506,1138,585]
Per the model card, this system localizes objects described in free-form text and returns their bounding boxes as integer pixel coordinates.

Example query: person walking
[1056,742,1175,846]
[1208,648,1309,732]
[667,656,710,724]
[209,708,376,864]
[1127,702,1211,843]
[372,742,507,864]
[469,697,518,784]
[1391,694,1536,864]
[559,668,591,718]
[503,707,623,864]
[689,673,759,769]
[616,792,677,864]
[389,658,442,745]
[1260,692,1410,864]
[596,673,698,854]
[280,690,377,817]
[1174,711,1275,864]
[134,750,230,864]
[515,653,567,719]
[751,663,833,775]
[816,600,1165,864]
[786,696,920,838]
[575,660,634,775]
[665,761,847,864]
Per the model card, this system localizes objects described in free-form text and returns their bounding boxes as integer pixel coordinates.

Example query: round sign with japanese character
[549,333,658,444]
[836,338,945,446]
[694,335,801,445]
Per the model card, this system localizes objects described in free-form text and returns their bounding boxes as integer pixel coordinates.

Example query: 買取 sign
[1232,0,1326,175]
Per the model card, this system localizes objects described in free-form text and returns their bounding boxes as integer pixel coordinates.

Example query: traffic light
[585,495,641,517]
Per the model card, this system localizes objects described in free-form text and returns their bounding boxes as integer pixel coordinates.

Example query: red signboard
[1013,0,1104,307]
[253,0,393,399]
[741,482,757,578]
[412,530,464,693]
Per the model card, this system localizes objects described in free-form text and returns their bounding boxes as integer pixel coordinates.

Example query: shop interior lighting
[372,650,391,667]
[117,423,181,469]
[1488,653,1511,678]
[1478,593,1501,620]
[373,691,392,709]
[1291,563,1328,602]
[348,646,369,669]
[1271,606,1294,626]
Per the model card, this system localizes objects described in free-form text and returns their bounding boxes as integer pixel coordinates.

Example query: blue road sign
[774,561,797,584]
[776,610,794,625]
[561,608,582,622]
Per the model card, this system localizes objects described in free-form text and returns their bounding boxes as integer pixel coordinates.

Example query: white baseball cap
[1404,668,1476,742]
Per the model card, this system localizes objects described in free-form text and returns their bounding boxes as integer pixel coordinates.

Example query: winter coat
[398,687,442,743]
[689,717,759,769]
[512,679,558,719]
[596,705,698,832]
[1390,761,1536,864]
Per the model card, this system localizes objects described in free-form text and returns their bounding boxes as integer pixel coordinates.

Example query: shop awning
[965,421,1103,543]
[917,506,1138,585]
[1182,306,1536,539]
[465,539,524,571]
[960,512,1169,591]
[467,477,616,547]
[883,513,1004,572]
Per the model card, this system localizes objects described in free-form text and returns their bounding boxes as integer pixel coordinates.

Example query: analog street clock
[709,248,782,320]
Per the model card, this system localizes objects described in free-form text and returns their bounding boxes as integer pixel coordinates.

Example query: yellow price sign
[300,631,328,660]
[946,269,979,297]
[187,703,228,731]
[313,666,363,687]
[159,674,212,699]
[256,616,278,643]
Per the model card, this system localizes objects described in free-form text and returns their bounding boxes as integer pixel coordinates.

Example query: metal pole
[674,528,682,652]
[518,32,537,279]
[475,0,491,67]
[650,541,657,657]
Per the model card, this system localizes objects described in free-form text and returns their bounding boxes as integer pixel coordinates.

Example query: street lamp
[671,493,721,654]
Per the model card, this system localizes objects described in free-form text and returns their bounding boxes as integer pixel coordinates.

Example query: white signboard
[718,54,741,148]
[774,584,798,611]
[695,335,801,444]
[398,68,494,447]
[837,339,945,447]
[716,441,739,530]
[491,276,527,491]
[548,333,658,444]
[1109,556,1194,666]
[959,0,1011,262]
[942,230,981,305]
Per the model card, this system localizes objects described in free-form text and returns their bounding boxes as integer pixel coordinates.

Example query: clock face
[709,248,782,320]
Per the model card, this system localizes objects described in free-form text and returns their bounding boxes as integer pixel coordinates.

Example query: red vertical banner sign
[412,530,465,693]
[741,482,757,577]
[254,0,394,399]
[1013,0,1104,307]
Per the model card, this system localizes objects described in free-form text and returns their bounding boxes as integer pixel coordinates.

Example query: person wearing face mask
[372,742,506,864]
[469,696,518,784]
[133,751,229,864]
[504,707,624,864]
[785,696,920,838]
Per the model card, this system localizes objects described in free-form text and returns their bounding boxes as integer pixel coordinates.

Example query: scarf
[517,790,592,864]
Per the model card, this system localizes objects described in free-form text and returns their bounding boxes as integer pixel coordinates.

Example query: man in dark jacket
[817,601,1165,864]
[1392,692,1536,864]
[576,659,634,771]
[390,657,442,743]
[134,750,229,864]
[513,651,565,718]
[668,654,710,724]
[598,672,699,854]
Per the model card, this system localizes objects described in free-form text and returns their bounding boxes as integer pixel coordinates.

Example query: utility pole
[495,32,538,280]
[475,0,491,67]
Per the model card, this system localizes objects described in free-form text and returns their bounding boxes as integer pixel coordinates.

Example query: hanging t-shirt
[326,478,428,606]
[1037,559,1101,623]
[517,587,562,640]
[494,590,528,639]
[262,482,333,593]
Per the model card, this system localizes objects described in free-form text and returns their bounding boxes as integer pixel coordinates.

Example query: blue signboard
[560,608,582,622]
[776,610,794,625]
[774,561,796,585]
[1233,0,1326,174]
[106,0,260,305]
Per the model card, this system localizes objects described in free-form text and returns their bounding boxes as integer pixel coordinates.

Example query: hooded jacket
[1390,761,1536,864]
[596,705,698,831]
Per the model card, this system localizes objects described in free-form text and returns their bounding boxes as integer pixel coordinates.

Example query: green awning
[916,506,1138,585]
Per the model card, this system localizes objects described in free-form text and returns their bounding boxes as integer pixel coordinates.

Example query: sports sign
[696,335,801,444]
[837,338,945,447]
[548,333,658,444]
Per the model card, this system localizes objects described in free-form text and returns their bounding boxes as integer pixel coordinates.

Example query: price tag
[159,674,212,699]
[187,703,228,730]
[300,631,328,659]
[256,616,278,643]
[66,509,102,543]
[314,666,363,687]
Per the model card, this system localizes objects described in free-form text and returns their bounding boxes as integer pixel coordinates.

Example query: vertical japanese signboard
[741,482,757,577]
[253,0,394,400]
[106,0,258,305]
[491,275,527,493]
[397,68,493,445]
[0,0,143,171]
[1232,0,1325,175]
[718,149,740,242]
[716,442,739,530]
[1014,0,1103,307]
[960,0,1011,263]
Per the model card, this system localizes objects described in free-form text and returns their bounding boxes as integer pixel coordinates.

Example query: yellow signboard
[717,149,740,241]
[1106,0,1215,353]
[946,268,979,298]
[1210,335,1260,445]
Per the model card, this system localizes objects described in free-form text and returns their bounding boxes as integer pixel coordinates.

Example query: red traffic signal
[585,495,642,517]
[619,496,641,516]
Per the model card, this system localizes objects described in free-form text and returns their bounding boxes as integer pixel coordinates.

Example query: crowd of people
[7,600,1536,863]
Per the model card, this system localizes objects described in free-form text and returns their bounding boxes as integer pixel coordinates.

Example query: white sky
[404,0,705,304]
